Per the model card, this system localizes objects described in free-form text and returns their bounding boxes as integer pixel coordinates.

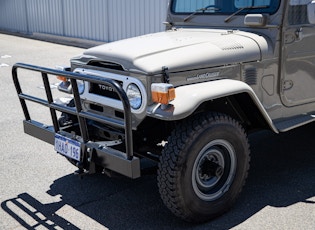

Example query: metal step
[274,113,315,132]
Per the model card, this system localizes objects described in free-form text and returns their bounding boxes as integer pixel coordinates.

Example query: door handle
[295,27,303,40]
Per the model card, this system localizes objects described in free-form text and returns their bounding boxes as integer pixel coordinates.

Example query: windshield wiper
[184,5,220,22]
[224,5,268,23]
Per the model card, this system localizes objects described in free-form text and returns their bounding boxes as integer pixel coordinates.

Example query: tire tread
[157,112,250,222]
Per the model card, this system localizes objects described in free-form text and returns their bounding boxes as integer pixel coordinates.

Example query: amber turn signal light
[151,83,175,105]
[57,76,68,82]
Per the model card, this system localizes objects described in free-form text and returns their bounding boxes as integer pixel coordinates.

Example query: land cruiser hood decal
[82,29,270,74]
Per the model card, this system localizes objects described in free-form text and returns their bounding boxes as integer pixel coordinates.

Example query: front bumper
[12,63,140,179]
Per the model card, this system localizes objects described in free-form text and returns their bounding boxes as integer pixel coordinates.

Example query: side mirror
[244,14,266,26]
[308,1,315,24]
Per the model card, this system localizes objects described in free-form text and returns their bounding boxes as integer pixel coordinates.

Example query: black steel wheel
[157,113,250,222]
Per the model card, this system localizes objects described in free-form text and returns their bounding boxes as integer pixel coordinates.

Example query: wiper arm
[224,5,268,23]
[184,5,220,22]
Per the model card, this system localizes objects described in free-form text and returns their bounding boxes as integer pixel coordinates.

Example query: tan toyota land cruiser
[12,0,315,223]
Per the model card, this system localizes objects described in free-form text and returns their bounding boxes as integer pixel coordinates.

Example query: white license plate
[54,134,81,161]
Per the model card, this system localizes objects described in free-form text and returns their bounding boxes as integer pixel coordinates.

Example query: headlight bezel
[73,68,148,115]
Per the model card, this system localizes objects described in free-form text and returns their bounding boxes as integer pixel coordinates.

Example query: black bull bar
[12,63,140,178]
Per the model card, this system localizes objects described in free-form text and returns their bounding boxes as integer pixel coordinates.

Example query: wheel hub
[199,155,224,179]
[196,149,225,189]
[192,139,237,201]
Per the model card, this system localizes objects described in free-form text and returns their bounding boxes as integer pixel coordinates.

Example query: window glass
[235,0,271,8]
[173,0,215,12]
[288,0,311,24]
[289,0,311,5]
[172,0,280,14]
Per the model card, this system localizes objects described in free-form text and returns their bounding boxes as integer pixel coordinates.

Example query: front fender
[147,79,278,133]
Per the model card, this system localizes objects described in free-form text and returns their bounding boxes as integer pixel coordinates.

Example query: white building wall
[0,0,169,42]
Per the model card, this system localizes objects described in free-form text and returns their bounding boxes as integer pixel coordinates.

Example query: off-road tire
[157,112,250,222]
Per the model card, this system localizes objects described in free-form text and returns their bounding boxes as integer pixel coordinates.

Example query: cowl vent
[220,42,244,50]
[211,39,244,51]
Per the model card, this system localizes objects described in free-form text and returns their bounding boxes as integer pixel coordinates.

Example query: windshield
[171,0,280,14]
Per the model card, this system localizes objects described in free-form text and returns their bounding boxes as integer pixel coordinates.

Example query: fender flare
[147,79,278,133]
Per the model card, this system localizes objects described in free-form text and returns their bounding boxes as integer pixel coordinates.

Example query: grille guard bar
[12,63,140,178]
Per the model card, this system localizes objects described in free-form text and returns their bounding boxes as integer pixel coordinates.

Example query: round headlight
[126,83,142,109]
[77,80,85,94]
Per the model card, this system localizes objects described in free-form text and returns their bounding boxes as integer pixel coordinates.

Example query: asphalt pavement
[0,33,315,229]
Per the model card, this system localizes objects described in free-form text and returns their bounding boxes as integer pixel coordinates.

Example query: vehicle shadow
[2,124,315,229]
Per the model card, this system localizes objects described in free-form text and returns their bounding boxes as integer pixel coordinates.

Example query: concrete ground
[0,33,315,229]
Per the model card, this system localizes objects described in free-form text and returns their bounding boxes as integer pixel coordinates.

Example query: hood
[82,29,270,74]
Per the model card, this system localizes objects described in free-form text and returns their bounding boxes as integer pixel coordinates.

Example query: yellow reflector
[151,83,175,105]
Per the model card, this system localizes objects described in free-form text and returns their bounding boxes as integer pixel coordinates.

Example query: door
[281,1,315,107]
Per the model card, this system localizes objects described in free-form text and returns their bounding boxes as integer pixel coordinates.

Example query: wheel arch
[194,93,272,133]
[147,79,278,133]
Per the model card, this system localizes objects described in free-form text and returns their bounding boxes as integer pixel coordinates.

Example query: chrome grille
[89,82,122,99]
